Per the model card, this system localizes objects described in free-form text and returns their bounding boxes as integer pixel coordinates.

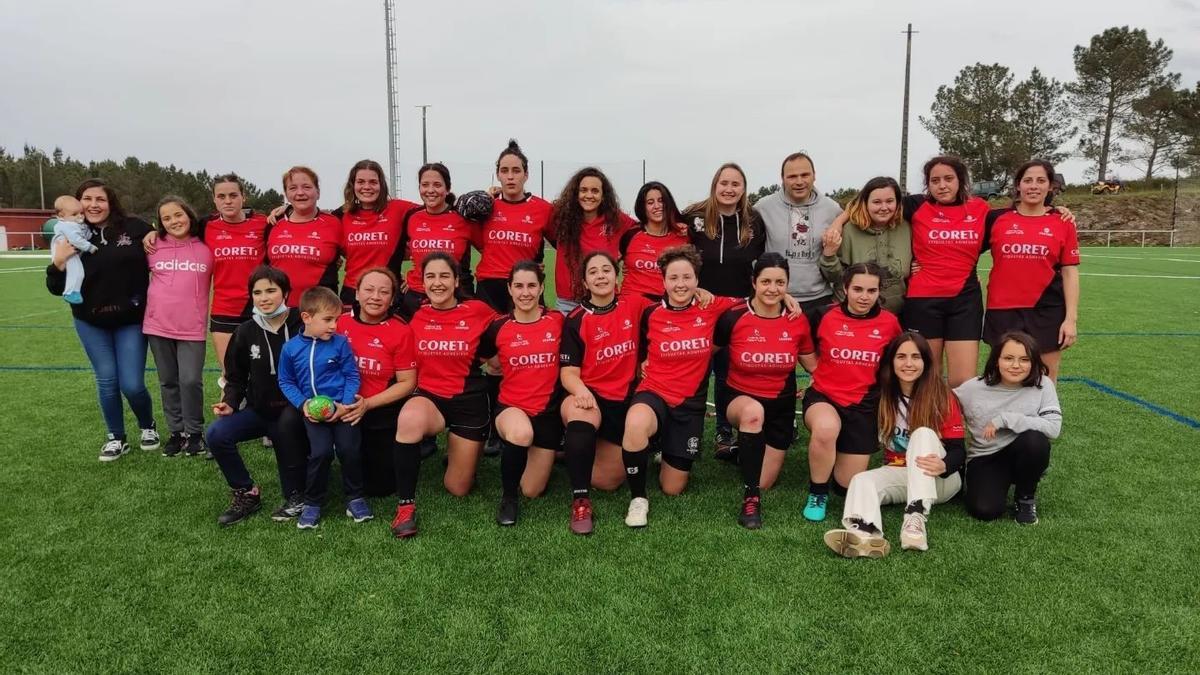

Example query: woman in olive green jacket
[819,177,912,314]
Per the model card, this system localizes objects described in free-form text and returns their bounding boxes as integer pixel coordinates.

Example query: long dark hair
[1012,159,1057,206]
[752,252,789,282]
[344,159,390,213]
[981,331,1048,388]
[74,178,127,224]
[575,250,619,302]
[154,195,201,238]
[922,155,971,204]
[878,332,956,441]
[841,261,883,290]
[634,181,683,232]
[551,167,623,274]
[508,259,545,284]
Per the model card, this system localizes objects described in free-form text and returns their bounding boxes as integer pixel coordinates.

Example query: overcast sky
[3,0,1198,209]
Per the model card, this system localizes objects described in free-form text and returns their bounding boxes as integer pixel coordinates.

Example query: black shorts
[498,404,563,449]
[631,391,705,467]
[727,387,797,450]
[594,395,629,446]
[209,314,249,334]
[983,305,1065,353]
[902,284,983,341]
[412,389,491,442]
[395,289,426,321]
[475,278,512,313]
[801,387,878,455]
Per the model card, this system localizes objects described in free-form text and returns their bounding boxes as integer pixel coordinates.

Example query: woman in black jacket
[683,163,765,458]
[206,266,310,527]
[46,179,159,461]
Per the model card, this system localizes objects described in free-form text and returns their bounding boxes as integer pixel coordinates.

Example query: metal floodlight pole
[383,0,402,196]
[899,23,918,193]
[414,105,431,164]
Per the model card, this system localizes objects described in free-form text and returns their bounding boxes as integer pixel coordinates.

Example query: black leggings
[965,430,1051,520]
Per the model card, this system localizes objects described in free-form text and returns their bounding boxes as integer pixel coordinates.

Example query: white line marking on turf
[1080,254,1200,263]
[1079,273,1200,279]
[0,309,63,322]
[0,266,44,273]
[0,254,50,259]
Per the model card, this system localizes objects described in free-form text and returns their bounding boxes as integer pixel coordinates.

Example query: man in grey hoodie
[754,152,844,314]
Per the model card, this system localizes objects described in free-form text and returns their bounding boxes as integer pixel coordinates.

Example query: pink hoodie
[144,236,214,341]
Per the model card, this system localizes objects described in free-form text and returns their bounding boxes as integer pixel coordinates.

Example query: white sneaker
[900,512,929,551]
[823,527,890,558]
[625,497,649,528]
[140,427,161,451]
[99,437,129,462]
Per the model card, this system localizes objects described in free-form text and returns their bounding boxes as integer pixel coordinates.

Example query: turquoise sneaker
[802,493,828,522]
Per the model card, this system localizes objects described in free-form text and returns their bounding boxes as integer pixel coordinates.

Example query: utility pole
[38,154,45,210]
[642,159,646,185]
[383,0,401,196]
[415,105,431,164]
[899,23,918,193]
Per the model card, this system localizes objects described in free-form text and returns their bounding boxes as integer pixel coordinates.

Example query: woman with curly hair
[548,167,635,313]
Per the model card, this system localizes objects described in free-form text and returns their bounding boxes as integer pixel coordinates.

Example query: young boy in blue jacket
[278,287,371,528]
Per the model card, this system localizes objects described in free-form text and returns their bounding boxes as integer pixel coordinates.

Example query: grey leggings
[148,336,207,435]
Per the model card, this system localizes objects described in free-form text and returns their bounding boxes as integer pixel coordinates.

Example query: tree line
[0,146,282,216]
[922,26,1200,187]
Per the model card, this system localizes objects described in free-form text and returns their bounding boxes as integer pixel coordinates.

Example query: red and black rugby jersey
[985,209,1080,310]
[475,194,555,281]
[618,226,690,299]
[904,195,990,298]
[409,299,497,398]
[636,295,740,407]
[264,213,342,307]
[551,212,637,300]
[203,213,268,317]
[715,301,815,399]
[336,311,417,399]
[396,209,477,294]
[479,310,563,415]
[339,198,419,290]
[883,394,964,467]
[560,295,652,402]
[810,302,902,407]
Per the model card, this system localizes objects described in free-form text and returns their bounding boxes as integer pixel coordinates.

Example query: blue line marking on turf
[1059,376,1200,429]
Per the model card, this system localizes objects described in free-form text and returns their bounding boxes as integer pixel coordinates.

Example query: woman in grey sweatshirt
[954,331,1061,525]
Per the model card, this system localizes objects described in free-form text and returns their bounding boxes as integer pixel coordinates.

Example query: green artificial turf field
[1,247,1197,672]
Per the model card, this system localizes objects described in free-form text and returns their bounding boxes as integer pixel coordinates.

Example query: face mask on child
[253,303,289,319]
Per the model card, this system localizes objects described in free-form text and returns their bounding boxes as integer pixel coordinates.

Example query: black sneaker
[271,493,305,521]
[738,496,762,529]
[183,434,206,457]
[496,496,519,526]
[714,430,739,463]
[162,433,186,458]
[1015,496,1039,525]
[218,487,262,527]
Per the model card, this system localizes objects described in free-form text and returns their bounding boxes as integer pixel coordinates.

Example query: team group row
[45,142,1075,552]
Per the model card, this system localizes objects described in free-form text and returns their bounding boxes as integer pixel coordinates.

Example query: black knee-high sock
[622,448,649,499]
[564,420,597,499]
[738,430,765,499]
[499,439,527,499]
[393,440,420,504]
[485,374,503,440]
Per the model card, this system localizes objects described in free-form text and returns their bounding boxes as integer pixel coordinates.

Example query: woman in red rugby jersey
[619,246,799,528]
[715,252,817,529]
[386,163,478,319]
[618,181,689,301]
[336,268,417,497]
[823,331,965,558]
[801,262,902,522]
[548,167,636,313]
[478,261,564,527]
[332,160,419,306]
[475,140,555,312]
[264,166,343,307]
[559,251,650,535]
[389,253,497,538]
[982,160,1080,380]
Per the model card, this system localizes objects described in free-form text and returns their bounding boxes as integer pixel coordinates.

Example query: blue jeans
[73,319,155,438]
[207,406,309,495]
